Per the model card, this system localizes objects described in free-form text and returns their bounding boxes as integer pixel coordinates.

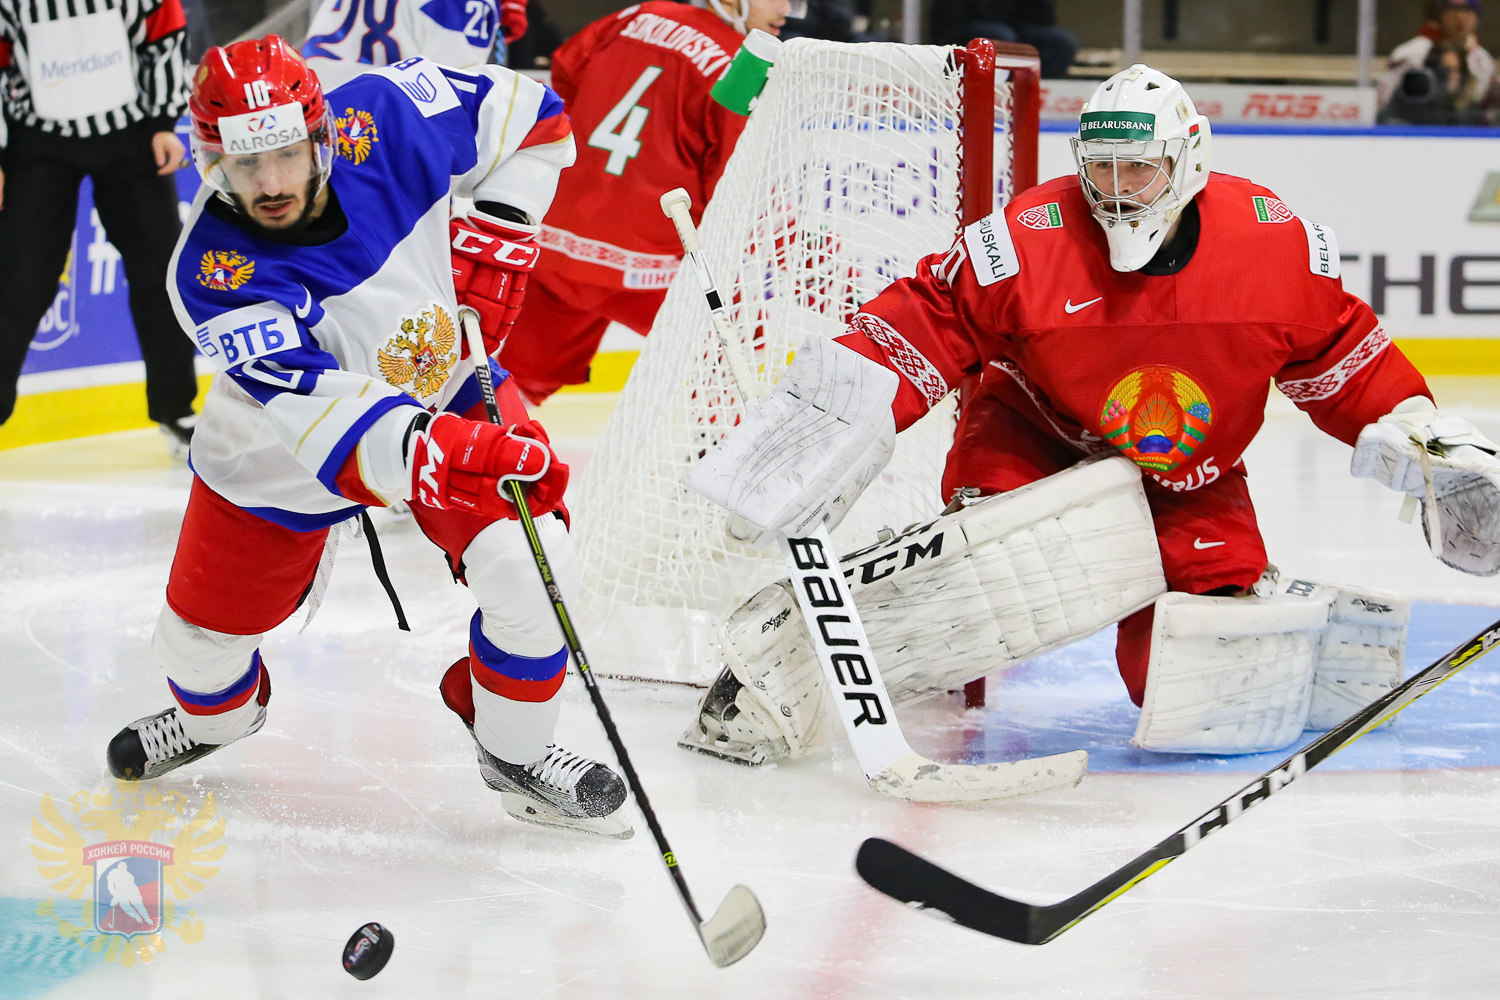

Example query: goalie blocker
[683,456,1410,763]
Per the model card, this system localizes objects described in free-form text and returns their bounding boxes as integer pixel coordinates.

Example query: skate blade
[676,727,775,766]
[501,793,635,840]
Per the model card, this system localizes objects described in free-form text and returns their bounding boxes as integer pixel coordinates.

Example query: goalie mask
[1072,64,1212,272]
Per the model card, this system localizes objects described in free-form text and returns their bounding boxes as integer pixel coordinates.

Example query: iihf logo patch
[1099,365,1214,475]
[335,107,379,164]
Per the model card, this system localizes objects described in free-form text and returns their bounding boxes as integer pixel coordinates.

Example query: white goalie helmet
[694,0,806,34]
[1072,64,1212,272]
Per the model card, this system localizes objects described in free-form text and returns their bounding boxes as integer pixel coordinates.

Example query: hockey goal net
[570,38,1041,683]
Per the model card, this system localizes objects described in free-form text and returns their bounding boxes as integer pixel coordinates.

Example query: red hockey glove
[500,0,528,43]
[451,211,540,358]
[409,412,567,519]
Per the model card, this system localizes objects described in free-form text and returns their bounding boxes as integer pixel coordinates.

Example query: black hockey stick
[856,613,1500,945]
[458,310,765,968]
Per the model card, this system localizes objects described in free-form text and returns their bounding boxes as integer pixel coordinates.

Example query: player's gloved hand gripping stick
[457,308,766,969]
[661,188,1088,803]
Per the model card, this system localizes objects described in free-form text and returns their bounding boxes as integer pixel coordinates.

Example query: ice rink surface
[4,379,1500,1000]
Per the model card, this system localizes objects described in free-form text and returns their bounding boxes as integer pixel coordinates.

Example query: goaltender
[679,65,1500,763]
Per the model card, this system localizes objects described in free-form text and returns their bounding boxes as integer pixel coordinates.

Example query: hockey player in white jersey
[302,0,527,91]
[103,36,633,838]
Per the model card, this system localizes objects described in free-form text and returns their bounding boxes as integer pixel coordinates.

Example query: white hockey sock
[153,605,267,744]
[473,683,562,766]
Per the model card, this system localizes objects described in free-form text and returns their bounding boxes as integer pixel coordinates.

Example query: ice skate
[678,667,780,766]
[107,667,270,780]
[441,657,632,838]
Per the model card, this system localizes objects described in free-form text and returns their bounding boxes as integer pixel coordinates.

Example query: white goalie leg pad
[1133,584,1335,754]
[683,335,898,546]
[697,455,1166,759]
[1306,583,1408,730]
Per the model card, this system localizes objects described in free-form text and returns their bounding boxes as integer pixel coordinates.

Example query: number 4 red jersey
[837,173,1432,494]
[540,2,748,292]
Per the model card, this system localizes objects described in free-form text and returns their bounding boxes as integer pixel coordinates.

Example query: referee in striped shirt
[0,0,199,456]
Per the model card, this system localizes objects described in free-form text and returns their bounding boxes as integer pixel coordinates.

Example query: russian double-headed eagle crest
[30,780,226,967]
[197,250,255,291]
[379,306,457,398]
[335,107,379,164]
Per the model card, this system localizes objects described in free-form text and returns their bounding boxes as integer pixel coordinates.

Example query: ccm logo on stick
[786,535,891,728]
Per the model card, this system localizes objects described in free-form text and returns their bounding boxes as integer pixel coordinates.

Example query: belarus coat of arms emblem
[378,306,458,398]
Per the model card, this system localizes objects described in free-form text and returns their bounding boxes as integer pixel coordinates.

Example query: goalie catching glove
[1351,395,1500,575]
[451,211,540,359]
[683,335,898,546]
[408,412,567,519]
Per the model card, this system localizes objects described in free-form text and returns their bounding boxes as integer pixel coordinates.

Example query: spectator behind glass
[930,0,1077,79]
[1380,0,1498,124]
[781,0,854,42]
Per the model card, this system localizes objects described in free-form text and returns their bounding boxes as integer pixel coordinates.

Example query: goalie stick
[855,613,1500,943]
[660,189,1088,803]
[459,310,766,968]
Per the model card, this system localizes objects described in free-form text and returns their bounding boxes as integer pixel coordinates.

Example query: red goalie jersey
[836,173,1433,702]
[841,172,1429,492]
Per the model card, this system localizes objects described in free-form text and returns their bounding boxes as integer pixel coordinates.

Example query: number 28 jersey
[302,0,499,91]
[539,2,748,292]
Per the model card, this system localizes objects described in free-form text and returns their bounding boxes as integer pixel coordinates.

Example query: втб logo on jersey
[335,108,379,164]
[197,251,255,291]
[378,306,458,398]
[1100,365,1214,475]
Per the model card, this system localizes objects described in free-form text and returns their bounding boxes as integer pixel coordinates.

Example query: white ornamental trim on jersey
[218,103,308,155]
[191,300,303,369]
[617,10,735,79]
[538,225,682,290]
[374,58,461,118]
[1252,195,1294,224]
[848,313,948,408]
[1277,326,1391,402]
[962,212,1020,287]
[990,360,1107,455]
[1300,217,1341,279]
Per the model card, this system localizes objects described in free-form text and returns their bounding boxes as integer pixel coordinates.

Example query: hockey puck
[342,922,394,980]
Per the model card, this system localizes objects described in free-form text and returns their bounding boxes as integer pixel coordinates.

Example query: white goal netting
[570,39,1025,683]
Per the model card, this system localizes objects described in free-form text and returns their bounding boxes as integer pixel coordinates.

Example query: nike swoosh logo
[295,286,313,320]
[1193,538,1226,549]
[1064,296,1103,314]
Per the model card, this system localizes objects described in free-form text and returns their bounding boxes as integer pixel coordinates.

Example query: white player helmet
[1071,64,1212,272]
[694,0,807,35]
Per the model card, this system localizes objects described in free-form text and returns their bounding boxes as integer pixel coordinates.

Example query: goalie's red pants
[499,267,668,405]
[943,374,1268,707]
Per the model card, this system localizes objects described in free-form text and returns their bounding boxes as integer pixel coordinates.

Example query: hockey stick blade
[870,749,1087,803]
[857,614,1500,944]
[697,884,767,967]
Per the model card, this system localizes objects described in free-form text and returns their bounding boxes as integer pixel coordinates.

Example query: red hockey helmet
[189,35,335,201]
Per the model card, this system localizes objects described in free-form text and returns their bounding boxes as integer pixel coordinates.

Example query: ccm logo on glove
[408,412,567,519]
